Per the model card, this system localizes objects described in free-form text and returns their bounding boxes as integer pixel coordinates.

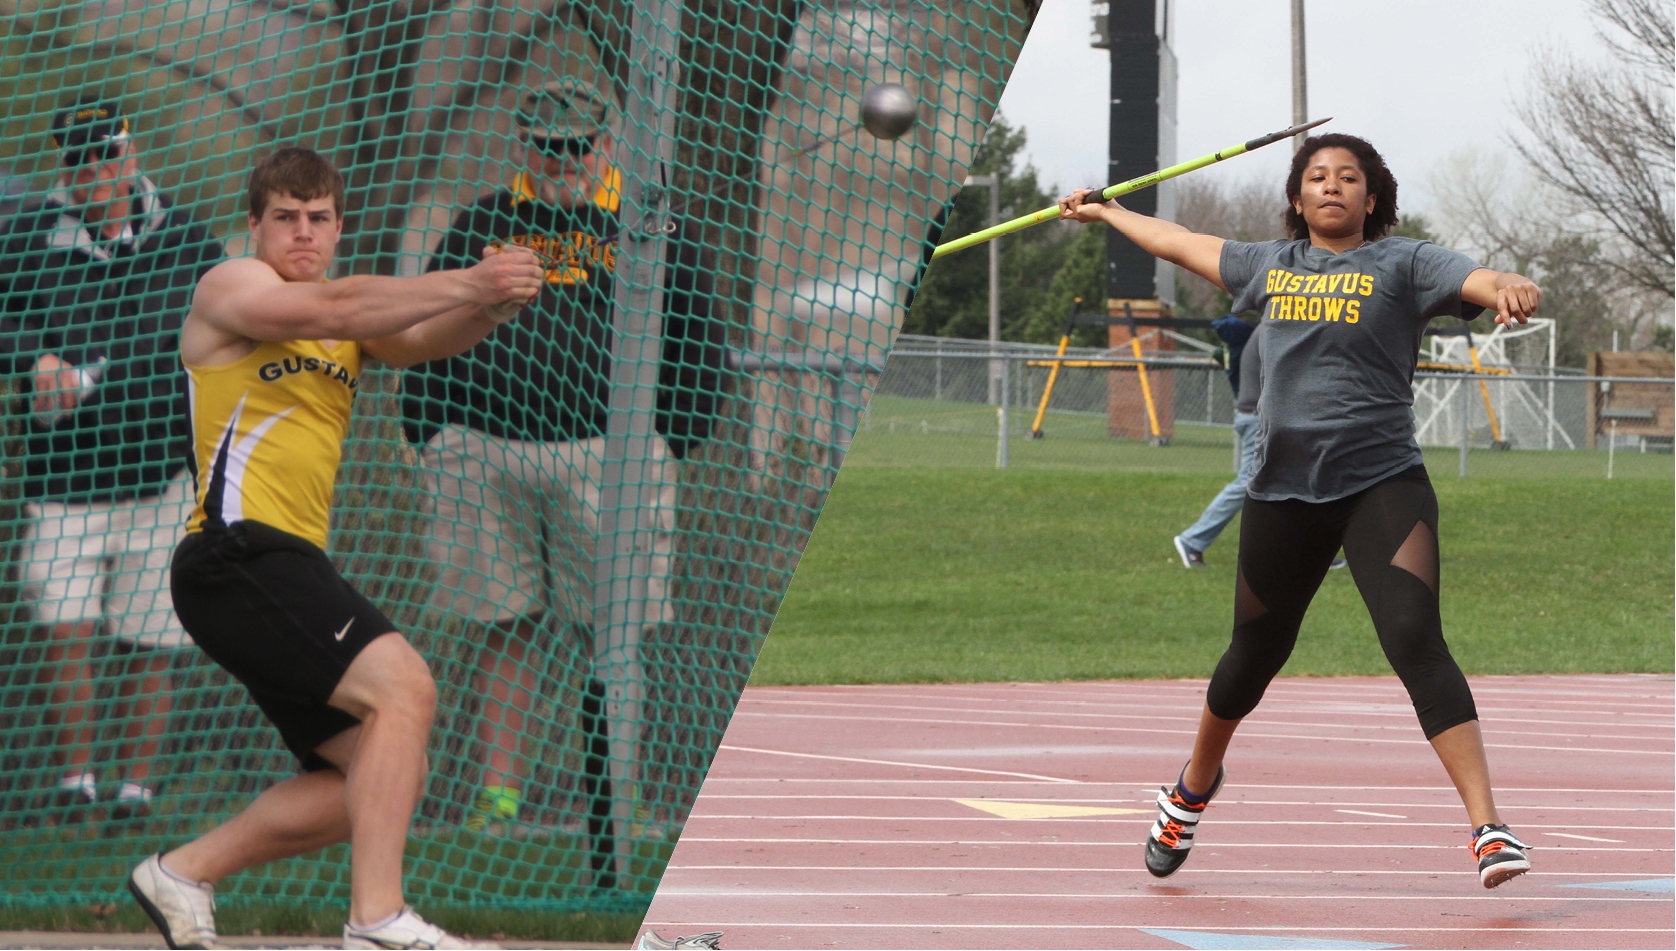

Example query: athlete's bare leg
[1178,704,1502,826]
[161,633,435,926]
[322,633,436,926]
[157,763,352,882]
[1429,720,1502,828]
[1182,703,1240,795]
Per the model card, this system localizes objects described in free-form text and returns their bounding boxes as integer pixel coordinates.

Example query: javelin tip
[1245,117,1334,151]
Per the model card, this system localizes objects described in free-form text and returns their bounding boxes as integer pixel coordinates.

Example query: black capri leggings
[1205,464,1478,739]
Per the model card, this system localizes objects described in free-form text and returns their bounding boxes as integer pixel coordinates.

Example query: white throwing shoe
[638,931,724,950]
[126,854,219,950]
[342,906,501,949]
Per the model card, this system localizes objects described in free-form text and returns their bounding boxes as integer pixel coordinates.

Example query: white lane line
[1335,809,1409,819]
[677,837,1671,851]
[734,701,1676,737]
[748,680,1676,701]
[661,865,1656,876]
[651,888,1667,902]
[694,795,1674,813]
[636,923,1676,933]
[683,816,1675,832]
[716,745,1076,783]
[779,689,1676,707]
[734,699,1675,737]
[1546,831,1628,843]
[908,683,1676,706]
[774,675,1675,696]
[775,689,1676,714]
[724,711,1674,756]
[696,778,1676,794]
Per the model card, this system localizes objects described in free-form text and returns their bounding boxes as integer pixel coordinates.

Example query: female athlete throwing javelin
[1059,133,1538,889]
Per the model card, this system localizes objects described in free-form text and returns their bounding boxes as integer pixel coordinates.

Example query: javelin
[931,117,1332,260]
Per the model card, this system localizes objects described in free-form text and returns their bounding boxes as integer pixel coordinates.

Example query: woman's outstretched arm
[1058,188,1229,289]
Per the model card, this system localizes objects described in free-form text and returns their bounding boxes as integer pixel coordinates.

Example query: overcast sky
[999,0,1608,217]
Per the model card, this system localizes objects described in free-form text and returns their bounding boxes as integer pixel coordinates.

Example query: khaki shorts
[420,425,676,632]
[21,470,195,649]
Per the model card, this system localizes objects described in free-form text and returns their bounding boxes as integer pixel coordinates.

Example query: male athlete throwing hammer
[125,147,542,950]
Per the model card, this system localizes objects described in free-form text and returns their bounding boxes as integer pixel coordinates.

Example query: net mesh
[0,0,1031,925]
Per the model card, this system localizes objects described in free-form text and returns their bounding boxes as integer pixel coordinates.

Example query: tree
[1511,0,1674,299]
[902,113,1091,345]
[1392,213,1440,242]
[1430,149,1670,366]
[1170,175,1287,325]
[1011,225,1106,346]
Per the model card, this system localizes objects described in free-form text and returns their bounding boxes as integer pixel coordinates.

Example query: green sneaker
[465,784,521,834]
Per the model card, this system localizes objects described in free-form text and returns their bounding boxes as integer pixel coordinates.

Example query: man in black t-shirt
[403,79,727,833]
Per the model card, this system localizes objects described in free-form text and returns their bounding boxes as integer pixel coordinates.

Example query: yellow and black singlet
[184,339,360,549]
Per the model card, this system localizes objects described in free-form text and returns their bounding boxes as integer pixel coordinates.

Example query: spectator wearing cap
[0,95,223,822]
[402,78,728,833]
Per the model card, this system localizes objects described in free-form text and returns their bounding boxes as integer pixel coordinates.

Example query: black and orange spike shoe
[1471,823,1531,888]
[1143,763,1225,878]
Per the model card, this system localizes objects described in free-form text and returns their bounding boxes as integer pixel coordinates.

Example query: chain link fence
[852,335,1674,480]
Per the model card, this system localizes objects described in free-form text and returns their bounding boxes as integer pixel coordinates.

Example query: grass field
[753,466,1674,684]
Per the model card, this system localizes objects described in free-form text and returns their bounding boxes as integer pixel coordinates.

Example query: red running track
[641,675,1675,950]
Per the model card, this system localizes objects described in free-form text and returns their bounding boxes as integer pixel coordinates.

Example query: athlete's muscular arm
[1461,268,1541,328]
[185,250,542,360]
[361,247,544,368]
[1058,188,1227,289]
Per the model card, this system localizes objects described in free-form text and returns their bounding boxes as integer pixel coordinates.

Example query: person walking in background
[1175,317,1344,571]
[403,78,728,835]
[1174,315,1262,568]
[0,96,222,822]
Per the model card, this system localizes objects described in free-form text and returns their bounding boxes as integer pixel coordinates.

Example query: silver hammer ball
[860,83,918,140]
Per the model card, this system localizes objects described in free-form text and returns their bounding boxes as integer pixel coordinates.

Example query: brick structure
[1106,300,1175,444]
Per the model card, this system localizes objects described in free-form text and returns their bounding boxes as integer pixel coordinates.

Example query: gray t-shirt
[1235,325,1262,415]
[1220,237,1485,502]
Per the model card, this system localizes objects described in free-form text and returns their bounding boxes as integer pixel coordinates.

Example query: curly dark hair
[1282,133,1399,242]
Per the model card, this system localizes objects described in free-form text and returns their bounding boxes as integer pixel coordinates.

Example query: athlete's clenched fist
[475,243,547,323]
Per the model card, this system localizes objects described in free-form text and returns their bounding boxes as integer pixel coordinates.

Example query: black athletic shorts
[170,519,396,771]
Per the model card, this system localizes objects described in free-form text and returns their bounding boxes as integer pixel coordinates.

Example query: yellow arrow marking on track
[954,799,1152,820]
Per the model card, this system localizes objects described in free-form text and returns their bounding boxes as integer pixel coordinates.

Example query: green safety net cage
[0,0,1034,935]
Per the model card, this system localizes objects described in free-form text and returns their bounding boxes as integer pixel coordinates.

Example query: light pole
[964,174,1002,405]
[1291,0,1308,153]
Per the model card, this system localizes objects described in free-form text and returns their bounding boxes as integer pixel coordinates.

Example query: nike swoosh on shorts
[334,618,354,641]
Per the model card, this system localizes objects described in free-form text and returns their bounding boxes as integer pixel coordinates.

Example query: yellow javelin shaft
[931,117,1332,260]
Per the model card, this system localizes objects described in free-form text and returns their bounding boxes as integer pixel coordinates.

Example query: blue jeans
[1179,412,1259,554]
